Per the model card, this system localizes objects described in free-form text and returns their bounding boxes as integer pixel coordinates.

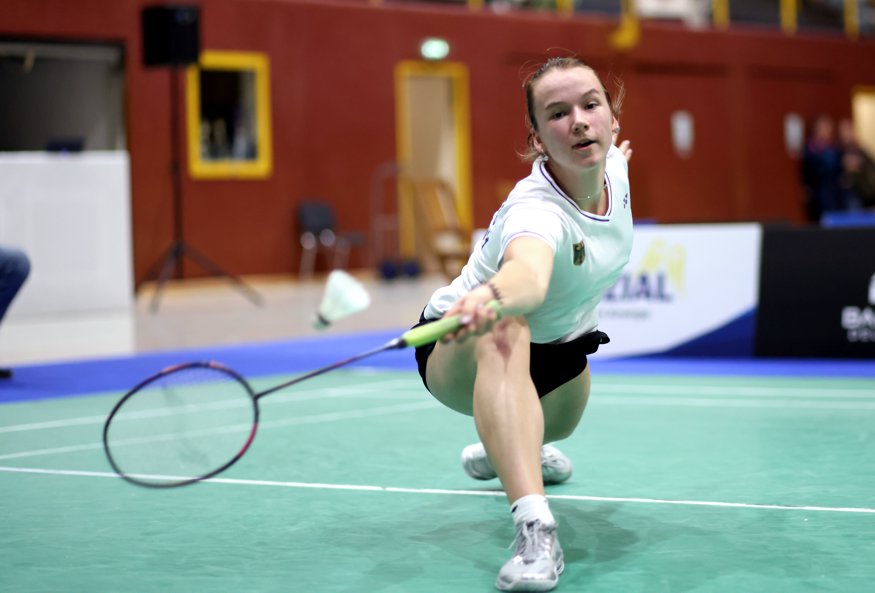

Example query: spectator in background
[800,114,843,222]
[0,246,31,379]
[837,118,875,211]
[864,0,875,37]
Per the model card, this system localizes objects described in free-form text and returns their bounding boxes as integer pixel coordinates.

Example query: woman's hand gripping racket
[103,301,501,488]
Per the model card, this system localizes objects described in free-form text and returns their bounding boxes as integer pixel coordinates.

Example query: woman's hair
[521,56,625,162]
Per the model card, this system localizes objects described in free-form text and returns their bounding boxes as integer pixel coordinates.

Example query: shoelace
[511,521,555,563]
[540,450,563,468]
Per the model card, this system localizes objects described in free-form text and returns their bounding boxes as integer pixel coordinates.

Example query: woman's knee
[425,316,533,415]
[473,315,531,365]
[1,249,30,282]
[13,252,31,282]
[544,419,578,442]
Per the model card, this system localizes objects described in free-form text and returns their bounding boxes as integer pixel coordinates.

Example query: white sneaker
[539,444,573,485]
[495,520,564,592]
[461,443,573,485]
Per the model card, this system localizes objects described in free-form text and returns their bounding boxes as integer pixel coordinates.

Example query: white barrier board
[0,151,134,317]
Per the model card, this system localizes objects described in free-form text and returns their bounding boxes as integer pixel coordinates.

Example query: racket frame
[103,300,500,488]
[102,361,260,489]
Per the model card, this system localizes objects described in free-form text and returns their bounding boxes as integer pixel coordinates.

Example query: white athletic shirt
[424,144,633,344]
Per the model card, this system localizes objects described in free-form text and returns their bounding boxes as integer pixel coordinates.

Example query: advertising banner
[756,227,875,358]
[594,223,762,359]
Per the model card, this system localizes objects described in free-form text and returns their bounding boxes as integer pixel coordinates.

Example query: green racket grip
[400,300,503,348]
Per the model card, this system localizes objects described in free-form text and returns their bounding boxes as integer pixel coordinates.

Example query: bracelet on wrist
[485,280,504,306]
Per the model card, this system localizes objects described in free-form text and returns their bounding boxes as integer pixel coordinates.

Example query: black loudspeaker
[142,5,201,67]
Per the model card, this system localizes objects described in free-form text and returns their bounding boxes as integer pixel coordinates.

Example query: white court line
[0,378,420,434]
[11,394,873,450]
[0,391,875,438]
[5,388,875,437]
[0,400,439,461]
[1,465,873,515]
[596,384,875,399]
[0,443,104,461]
[0,415,108,434]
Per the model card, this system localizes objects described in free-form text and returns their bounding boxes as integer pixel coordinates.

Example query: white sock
[510,494,555,526]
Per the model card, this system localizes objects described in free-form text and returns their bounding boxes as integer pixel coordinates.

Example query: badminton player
[412,56,632,591]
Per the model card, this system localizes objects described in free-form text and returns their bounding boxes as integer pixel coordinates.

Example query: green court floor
[2,369,874,592]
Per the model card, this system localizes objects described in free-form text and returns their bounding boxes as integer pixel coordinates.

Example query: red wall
[3,0,874,281]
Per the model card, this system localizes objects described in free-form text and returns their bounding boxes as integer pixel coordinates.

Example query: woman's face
[531,66,617,172]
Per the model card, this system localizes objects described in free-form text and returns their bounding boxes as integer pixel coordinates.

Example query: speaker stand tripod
[140,67,264,313]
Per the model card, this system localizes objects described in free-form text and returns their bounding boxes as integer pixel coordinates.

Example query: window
[186,50,272,179]
[0,40,125,152]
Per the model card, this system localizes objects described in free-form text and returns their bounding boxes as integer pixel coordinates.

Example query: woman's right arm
[441,235,554,341]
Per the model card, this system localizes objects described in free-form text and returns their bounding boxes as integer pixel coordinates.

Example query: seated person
[0,246,31,379]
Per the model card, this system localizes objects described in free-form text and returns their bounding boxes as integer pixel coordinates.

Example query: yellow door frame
[394,60,473,258]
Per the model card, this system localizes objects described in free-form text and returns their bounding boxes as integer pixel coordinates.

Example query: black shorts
[412,311,610,398]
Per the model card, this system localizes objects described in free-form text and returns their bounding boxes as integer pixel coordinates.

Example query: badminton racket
[102,301,500,488]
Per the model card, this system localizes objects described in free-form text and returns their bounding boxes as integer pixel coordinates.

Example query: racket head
[103,361,259,488]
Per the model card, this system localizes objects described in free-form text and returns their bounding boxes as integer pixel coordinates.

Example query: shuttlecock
[314,270,371,330]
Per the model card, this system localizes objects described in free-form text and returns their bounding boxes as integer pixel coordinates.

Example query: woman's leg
[540,366,591,444]
[472,318,544,503]
[426,316,570,590]
[426,315,544,503]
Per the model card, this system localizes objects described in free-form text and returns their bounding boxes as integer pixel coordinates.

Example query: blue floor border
[2,329,874,404]
[1,330,413,404]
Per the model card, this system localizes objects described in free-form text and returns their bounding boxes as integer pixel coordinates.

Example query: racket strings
[105,364,258,486]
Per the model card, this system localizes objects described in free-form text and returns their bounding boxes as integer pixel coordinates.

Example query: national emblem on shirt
[573,241,585,266]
